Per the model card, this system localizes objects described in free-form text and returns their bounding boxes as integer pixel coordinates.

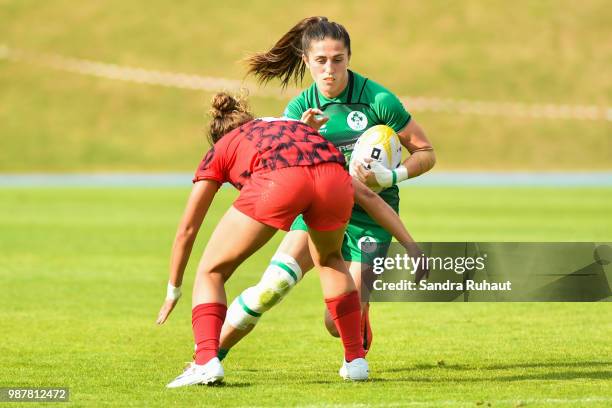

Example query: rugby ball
[349,125,402,192]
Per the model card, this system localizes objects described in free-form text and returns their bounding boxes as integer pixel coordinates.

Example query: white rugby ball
[349,125,402,192]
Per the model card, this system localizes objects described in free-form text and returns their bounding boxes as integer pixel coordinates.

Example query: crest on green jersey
[347,111,368,131]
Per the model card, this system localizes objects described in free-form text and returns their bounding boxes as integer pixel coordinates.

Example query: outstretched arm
[157,180,220,324]
[352,177,415,248]
[352,178,429,282]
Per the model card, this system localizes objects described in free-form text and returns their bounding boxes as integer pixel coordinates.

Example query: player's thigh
[276,228,314,273]
[308,226,346,263]
[196,205,277,280]
[303,163,354,233]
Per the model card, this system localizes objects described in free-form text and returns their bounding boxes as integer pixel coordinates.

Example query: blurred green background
[1,3,611,406]
[1,0,610,172]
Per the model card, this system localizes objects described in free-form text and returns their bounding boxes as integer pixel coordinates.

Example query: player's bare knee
[317,250,345,269]
[194,268,226,289]
[198,258,241,282]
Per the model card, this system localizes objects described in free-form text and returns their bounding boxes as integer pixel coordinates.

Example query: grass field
[1,0,611,171]
[1,1,611,405]
[1,186,611,407]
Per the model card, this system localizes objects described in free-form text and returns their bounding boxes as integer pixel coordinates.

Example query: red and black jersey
[193,119,345,189]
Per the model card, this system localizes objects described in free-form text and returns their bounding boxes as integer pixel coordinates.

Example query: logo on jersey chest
[347,111,368,131]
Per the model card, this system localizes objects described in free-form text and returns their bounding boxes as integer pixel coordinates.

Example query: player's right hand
[156,297,179,325]
[401,241,429,283]
[414,262,430,284]
[300,108,329,131]
[157,281,182,324]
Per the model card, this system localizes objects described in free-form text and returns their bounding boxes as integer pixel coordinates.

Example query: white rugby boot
[166,357,224,388]
[339,358,369,381]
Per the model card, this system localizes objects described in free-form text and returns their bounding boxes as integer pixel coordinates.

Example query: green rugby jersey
[283,70,411,224]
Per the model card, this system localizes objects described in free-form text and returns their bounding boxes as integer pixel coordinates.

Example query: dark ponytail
[246,16,351,88]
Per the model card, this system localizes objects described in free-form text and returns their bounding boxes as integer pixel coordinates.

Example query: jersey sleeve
[282,94,307,120]
[369,82,412,133]
[192,146,226,184]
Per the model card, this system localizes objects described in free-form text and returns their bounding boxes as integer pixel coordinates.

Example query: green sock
[217,348,230,361]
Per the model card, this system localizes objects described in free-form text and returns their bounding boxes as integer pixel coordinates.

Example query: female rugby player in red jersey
[157,92,380,387]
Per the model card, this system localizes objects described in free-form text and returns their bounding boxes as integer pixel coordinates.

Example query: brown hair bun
[208,92,254,143]
[210,93,240,118]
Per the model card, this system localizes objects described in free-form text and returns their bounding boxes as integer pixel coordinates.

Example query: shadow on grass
[301,379,385,385]
[379,370,612,383]
[374,368,612,383]
[197,382,253,388]
[383,360,612,373]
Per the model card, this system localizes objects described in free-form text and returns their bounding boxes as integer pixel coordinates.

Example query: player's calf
[324,302,373,355]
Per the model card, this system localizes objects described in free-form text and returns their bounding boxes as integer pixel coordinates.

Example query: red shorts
[234,162,354,231]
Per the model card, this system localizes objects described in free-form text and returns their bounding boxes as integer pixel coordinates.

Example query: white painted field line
[1,44,611,122]
[0,44,294,100]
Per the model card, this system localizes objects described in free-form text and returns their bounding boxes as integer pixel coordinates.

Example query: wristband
[166,282,182,301]
[392,166,409,185]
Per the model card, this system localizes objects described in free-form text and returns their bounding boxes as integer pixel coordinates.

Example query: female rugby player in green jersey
[217,16,435,362]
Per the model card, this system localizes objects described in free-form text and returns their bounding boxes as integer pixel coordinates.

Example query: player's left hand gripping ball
[356,160,409,190]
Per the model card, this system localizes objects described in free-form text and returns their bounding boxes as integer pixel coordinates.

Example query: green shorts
[290,209,392,264]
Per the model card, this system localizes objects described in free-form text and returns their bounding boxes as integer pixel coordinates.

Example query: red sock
[325,290,365,362]
[192,303,227,365]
